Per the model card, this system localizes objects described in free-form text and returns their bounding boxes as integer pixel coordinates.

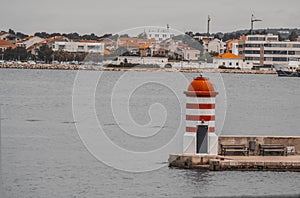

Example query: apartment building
[146,28,176,43]
[52,41,104,54]
[239,34,300,68]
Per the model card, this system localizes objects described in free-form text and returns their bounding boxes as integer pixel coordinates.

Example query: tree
[16,32,28,39]
[37,45,53,63]
[4,47,32,61]
[185,31,194,38]
[50,33,61,37]
[289,31,298,41]
[137,32,147,39]
[278,34,284,41]
[99,33,113,39]
[8,29,15,35]
[0,48,3,60]
[34,32,51,38]
[62,32,80,40]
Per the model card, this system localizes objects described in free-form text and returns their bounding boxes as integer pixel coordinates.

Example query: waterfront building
[181,46,201,61]
[150,38,201,61]
[238,34,300,68]
[98,38,117,52]
[17,36,44,49]
[27,36,68,55]
[52,41,104,54]
[117,37,156,52]
[213,52,253,70]
[200,37,225,55]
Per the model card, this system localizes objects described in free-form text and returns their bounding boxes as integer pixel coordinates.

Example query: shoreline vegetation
[0,63,276,74]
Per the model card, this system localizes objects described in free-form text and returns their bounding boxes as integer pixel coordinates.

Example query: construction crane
[251,14,262,34]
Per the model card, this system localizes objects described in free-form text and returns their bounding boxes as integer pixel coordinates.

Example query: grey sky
[1,0,300,35]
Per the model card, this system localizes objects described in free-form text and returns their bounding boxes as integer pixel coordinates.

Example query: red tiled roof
[213,52,243,59]
[0,40,17,48]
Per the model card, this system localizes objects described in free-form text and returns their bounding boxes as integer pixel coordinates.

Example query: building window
[58,45,65,49]
[229,62,232,66]
[223,62,225,66]
[293,44,300,48]
[288,51,295,55]
[236,62,239,66]
[248,37,265,41]
[273,57,287,62]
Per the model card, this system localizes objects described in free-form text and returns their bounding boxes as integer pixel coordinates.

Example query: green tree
[37,45,53,63]
[16,32,28,39]
[4,47,31,61]
[289,31,298,41]
[8,29,15,35]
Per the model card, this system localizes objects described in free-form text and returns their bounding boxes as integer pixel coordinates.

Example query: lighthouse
[183,75,218,155]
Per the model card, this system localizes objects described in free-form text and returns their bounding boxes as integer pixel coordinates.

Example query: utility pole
[251,14,262,34]
[207,15,211,37]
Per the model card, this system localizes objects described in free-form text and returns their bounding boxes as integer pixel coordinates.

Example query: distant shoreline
[0,64,277,75]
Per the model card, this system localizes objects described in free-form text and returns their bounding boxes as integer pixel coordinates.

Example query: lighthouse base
[183,133,218,155]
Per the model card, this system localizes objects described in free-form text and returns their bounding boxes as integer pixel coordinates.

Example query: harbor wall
[0,63,277,74]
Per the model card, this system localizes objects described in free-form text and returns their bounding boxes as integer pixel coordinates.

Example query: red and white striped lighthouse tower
[183,75,219,155]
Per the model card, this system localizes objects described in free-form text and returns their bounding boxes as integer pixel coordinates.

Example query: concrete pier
[169,136,300,171]
[169,154,300,171]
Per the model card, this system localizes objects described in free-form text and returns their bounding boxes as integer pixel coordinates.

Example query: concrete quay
[169,136,300,171]
[168,154,300,172]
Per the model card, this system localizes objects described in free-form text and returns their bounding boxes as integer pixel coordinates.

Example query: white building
[239,34,300,68]
[232,42,239,55]
[146,28,176,43]
[17,36,44,49]
[151,38,201,61]
[53,41,104,54]
[201,37,225,54]
[181,47,201,61]
[213,52,253,70]
[116,56,168,67]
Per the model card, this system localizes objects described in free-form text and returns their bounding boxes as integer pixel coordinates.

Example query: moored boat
[274,58,300,77]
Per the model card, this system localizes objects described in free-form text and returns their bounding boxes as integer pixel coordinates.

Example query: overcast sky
[1,0,300,36]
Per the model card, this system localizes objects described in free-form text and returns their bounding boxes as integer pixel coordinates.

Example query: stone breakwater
[0,63,277,74]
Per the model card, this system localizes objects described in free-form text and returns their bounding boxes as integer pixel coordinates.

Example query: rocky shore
[0,63,277,74]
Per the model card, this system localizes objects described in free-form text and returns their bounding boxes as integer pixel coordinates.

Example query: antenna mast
[207,15,211,36]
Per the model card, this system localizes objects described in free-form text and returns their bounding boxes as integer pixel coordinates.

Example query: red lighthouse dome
[184,75,218,97]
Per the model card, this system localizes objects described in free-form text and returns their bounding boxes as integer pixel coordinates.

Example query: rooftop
[213,52,243,59]
[0,40,17,48]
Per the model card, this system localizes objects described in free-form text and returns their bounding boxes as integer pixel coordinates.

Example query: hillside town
[1,25,300,70]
